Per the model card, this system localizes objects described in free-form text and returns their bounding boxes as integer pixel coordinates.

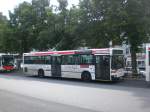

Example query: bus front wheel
[81,72,91,81]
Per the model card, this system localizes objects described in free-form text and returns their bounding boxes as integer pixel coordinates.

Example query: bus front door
[51,56,61,77]
[95,55,110,80]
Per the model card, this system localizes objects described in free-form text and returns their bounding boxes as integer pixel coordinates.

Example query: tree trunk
[130,45,138,76]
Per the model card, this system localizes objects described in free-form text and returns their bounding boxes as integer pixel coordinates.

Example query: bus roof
[24,48,123,56]
[0,53,13,56]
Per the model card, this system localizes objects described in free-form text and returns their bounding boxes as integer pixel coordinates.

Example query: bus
[146,44,150,82]
[22,48,125,81]
[0,53,15,71]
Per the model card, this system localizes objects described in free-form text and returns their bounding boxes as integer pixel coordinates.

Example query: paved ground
[0,90,98,112]
[0,72,150,112]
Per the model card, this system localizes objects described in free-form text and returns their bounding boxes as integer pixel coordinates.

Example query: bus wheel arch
[38,69,45,77]
[81,71,92,81]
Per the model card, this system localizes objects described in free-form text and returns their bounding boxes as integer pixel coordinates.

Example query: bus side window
[62,56,68,65]
[80,55,93,64]
[24,56,31,64]
[62,55,75,65]
[45,56,51,64]
[96,56,101,64]
[75,55,79,64]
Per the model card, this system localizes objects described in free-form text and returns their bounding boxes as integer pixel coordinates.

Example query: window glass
[62,56,68,65]
[24,56,32,64]
[45,56,51,64]
[95,56,110,67]
[62,55,75,65]
[80,55,93,64]
[51,56,61,64]
[74,55,80,64]
[112,56,124,69]
[33,56,44,64]
[68,55,74,64]
[24,56,51,64]
[62,55,93,65]
[2,56,14,66]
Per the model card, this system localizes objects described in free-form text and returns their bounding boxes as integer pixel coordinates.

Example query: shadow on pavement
[0,71,149,89]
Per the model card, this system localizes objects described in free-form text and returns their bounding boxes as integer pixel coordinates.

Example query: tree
[0,13,14,53]
[9,2,36,54]
[78,0,150,75]
[31,0,51,50]
[120,0,150,74]
[77,0,122,48]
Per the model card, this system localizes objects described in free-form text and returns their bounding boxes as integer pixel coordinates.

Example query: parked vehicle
[0,53,15,71]
[22,48,125,81]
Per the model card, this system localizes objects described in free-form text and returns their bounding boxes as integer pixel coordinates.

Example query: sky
[0,0,79,18]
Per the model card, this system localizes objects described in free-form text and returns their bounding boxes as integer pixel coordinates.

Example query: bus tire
[81,72,91,81]
[38,69,44,77]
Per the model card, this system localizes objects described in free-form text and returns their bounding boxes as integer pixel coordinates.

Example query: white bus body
[23,48,124,81]
[146,44,150,82]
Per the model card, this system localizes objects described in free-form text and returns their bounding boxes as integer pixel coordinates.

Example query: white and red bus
[0,53,15,71]
[146,44,150,82]
[23,48,124,81]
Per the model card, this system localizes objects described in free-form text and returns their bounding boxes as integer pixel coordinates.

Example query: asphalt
[0,71,150,112]
[0,90,98,112]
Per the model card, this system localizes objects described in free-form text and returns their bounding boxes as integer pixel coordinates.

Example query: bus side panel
[43,65,52,77]
[76,65,95,80]
[23,64,36,76]
[146,45,150,82]
[61,65,81,79]
[23,64,52,77]
[61,65,95,80]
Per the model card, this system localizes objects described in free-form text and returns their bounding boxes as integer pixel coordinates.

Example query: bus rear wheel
[81,72,91,81]
[38,69,44,77]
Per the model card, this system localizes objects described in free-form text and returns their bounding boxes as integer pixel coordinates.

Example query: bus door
[95,55,110,80]
[51,56,61,77]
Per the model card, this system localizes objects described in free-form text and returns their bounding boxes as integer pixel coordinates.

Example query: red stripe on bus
[57,51,75,55]
[80,65,89,68]
[32,51,75,56]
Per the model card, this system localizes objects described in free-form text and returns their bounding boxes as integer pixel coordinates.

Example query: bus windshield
[111,55,124,69]
[2,56,14,66]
